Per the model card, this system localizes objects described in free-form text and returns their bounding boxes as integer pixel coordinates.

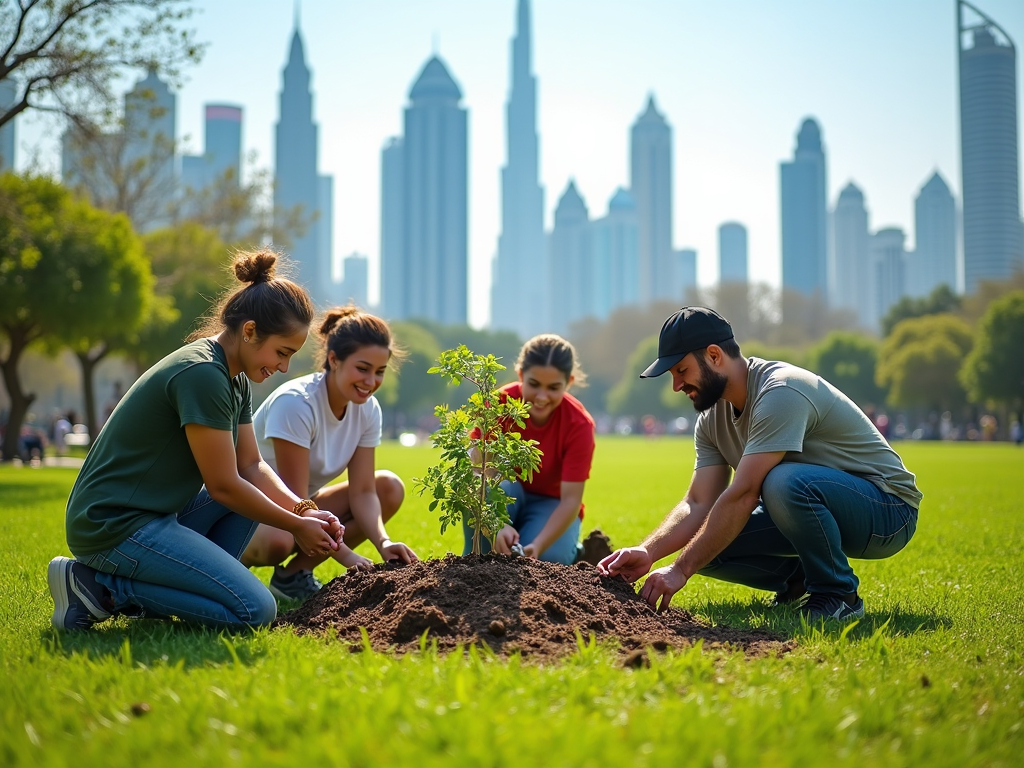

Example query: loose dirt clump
[278,554,789,661]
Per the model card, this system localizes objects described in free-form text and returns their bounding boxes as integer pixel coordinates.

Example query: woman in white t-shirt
[242,306,417,600]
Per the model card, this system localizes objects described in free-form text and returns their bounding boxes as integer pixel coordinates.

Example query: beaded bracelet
[292,499,319,515]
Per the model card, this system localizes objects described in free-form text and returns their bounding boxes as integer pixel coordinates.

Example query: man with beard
[598,307,922,622]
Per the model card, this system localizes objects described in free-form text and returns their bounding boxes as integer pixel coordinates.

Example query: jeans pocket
[861,508,917,559]
[81,547,140,579]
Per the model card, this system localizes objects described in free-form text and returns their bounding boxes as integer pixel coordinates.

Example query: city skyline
[10,0,1024,328]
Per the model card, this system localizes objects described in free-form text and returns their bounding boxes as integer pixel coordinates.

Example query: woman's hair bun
[319,305,361,336]
[233,250,277,284]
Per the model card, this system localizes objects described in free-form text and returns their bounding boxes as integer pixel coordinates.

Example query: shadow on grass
[40,615,279,669]
[692,596,953,639]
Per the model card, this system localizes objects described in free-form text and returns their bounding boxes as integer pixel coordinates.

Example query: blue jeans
[698,463,918,596]
[79,489,276,629]
[462,480,582,565]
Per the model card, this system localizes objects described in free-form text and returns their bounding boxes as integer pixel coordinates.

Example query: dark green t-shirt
[66,338,253,555]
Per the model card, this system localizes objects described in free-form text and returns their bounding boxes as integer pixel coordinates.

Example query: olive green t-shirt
[66,339,253,556]
[694,358,922,509]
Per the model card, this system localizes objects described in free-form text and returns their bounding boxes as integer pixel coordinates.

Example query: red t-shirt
[492,382,596,515]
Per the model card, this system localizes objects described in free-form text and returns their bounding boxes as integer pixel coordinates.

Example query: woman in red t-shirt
[463,334,596,564]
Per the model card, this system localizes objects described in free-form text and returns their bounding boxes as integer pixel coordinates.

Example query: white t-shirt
[253,372,382,497]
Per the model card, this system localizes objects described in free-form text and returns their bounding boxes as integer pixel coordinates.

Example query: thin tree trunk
[0,323,38,461]
[75,342,109,440]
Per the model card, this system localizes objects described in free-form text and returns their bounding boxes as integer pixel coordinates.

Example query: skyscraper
[718,222,748,283]
[780,118,829,298]
[491,0,546,338]
[340,253,369,309]
[317,174,334,296]
[591,187,639,319]
[0,78,16,171]
[868,227,906,331]
[912,171,958,296]
[182,103,243,191]
[275,22,327,305]
[957,1,1022,292]
[549,180,590,334]
[673,248,698,299]
[832,182,871,327]
[380,136,405,319]
[630,95,674,302]
[399,55,468,325]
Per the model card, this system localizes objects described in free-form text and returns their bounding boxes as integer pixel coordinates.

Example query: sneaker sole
[47,556,73,630]
[268,582,319,601]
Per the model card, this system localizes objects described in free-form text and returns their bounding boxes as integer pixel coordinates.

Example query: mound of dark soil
[278,554,790,662]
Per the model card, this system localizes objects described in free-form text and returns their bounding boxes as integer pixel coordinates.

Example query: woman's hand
[291,515,340,558]
[343,553,375,573]
[379,540,418,564]
[302,506,344,544]
[493,525,519,555]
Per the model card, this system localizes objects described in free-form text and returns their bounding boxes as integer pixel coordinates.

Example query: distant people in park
[599,307,922,623]
[18,423,46,461]
[52,411,73,454]
[48,250,345,631]
[468,334,596,565]
[242,306,417,600]
[1010,419,1023,446]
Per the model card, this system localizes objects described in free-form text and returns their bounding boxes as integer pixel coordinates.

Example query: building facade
[491,0,546,338]
[392,55,468,325]
[548,180,591,334]
[718,222,748,284]
[912,171,958,297]
[780,117,829,299]
[275,25,329,305]
[832,182,871,327]
[0,78,16,171]
[958,2,1022,293]
[630,95,674,303]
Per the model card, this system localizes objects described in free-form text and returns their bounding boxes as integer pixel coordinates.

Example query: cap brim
[639,353,685,379]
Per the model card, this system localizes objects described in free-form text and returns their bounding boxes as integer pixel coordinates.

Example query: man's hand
[597,546,653,582]
[301,507,344,544]
[380,540,418,564]
[639,564,688,613]
[493,525,519,555]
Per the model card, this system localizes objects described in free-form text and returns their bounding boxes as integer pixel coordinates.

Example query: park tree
[129,222,231,369]
[876,314,973,412]
[0,174,153,460]
[959,291,1024,411]
[606,335,677,421]
[0,0,202,133]
[807,331,886,408]
[379,322,447,426]
[881,284,961,338]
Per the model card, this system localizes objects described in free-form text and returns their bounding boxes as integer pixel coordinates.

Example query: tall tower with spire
[274,14,327,304]
[630,95,674,302]
[491,0,546,337]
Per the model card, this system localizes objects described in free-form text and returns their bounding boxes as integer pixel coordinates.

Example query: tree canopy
[0,0,202,132]
[876,314,973,412]
[807,331,885,408]
[959,291,1024,409]
[880,284,961,337]
[0,173,153,459]
[606,335,679,421]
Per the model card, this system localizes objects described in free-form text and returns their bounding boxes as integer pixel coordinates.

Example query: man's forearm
[642,499,712,563]
[240,460,301,509]
[675,486,759,577]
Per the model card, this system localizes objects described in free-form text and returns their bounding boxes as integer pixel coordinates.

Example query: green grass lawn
[1,438,1022,767]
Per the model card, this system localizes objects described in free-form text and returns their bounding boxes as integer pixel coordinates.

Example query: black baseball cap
[639,307,735,378]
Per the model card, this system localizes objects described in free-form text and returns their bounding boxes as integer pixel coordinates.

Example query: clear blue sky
[16,0,1024,328]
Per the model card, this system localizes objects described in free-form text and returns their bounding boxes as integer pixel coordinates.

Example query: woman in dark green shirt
[49,250,344,630]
